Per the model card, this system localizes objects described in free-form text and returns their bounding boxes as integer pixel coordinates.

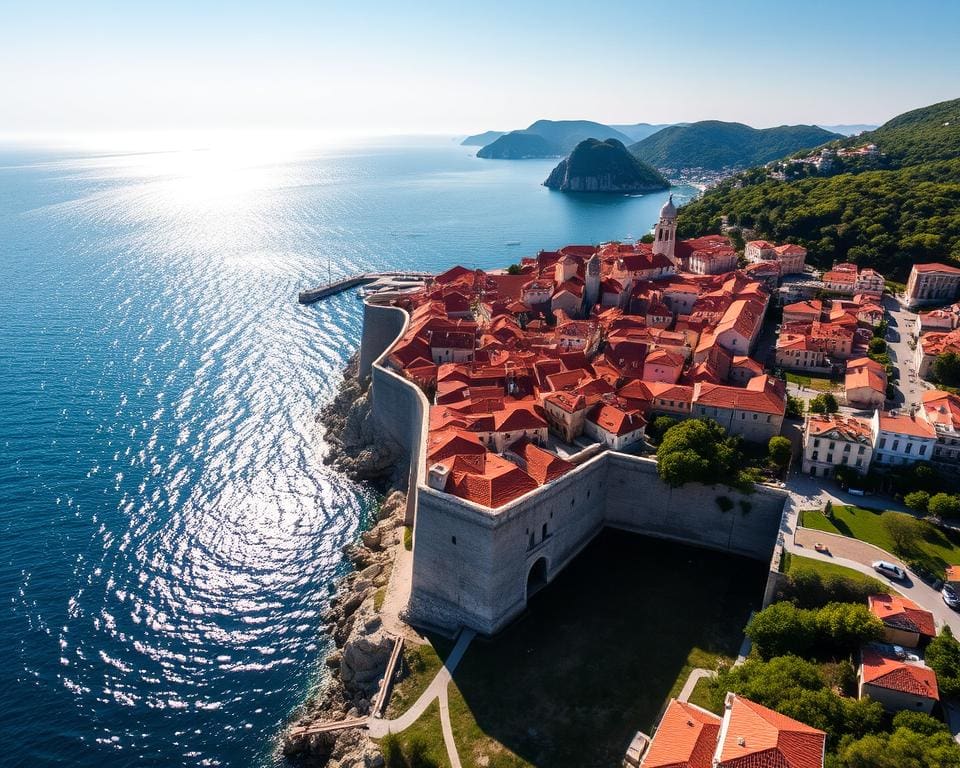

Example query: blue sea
[0,136,695,768]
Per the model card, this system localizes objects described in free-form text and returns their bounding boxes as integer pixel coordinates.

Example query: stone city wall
[357,298,788,634]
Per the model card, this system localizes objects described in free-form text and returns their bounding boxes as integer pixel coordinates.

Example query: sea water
[0,136,694,767]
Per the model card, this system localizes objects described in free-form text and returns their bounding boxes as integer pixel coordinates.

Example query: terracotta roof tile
[860,649,938,700]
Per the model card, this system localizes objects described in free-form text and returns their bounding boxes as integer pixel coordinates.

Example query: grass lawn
[379,700,450,768]
[386,641,451,718]
[783,550,889,593]
[784,371,840,392]
[800,505,960,574]
[686,676,720,715]
[441,530,765,768]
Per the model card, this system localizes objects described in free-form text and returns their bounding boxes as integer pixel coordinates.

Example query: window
[920,445,927,456]
[451,536,457,545]
[858,446,865,454]
[892,440,899,451]
[542,523,548,540]
[905,443,912,454]
[880,438,886,449]
[843,444,850,452]
[814,439,820,447]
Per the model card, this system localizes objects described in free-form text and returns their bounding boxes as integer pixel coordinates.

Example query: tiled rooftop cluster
[381,213,792,509]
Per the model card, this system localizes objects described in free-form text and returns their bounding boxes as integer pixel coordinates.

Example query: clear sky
[2,0,958,142]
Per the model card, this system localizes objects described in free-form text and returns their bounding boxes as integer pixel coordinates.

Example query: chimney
[427,463,451,491]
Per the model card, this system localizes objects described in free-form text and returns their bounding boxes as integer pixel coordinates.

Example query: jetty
[298,272,433,304]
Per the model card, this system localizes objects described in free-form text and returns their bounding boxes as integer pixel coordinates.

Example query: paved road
[780,481,960,637]
[368,628,475,767]
[882,295,927,411]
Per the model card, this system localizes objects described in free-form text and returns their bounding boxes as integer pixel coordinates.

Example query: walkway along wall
[356,298,789,635]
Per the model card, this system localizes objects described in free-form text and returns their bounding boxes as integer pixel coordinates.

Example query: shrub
[926,626,960,698]
[809,392,838,414]
[928,492,960,519]
[746,601,883,659]
[904,490,930,513]
[716,495,734,512]
[781,568,885,609]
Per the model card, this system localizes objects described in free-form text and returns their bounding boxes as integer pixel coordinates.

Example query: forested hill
[678,98,960,280]
[630,121,840,171]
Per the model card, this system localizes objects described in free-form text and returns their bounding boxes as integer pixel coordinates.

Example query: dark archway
[526,557,548,600]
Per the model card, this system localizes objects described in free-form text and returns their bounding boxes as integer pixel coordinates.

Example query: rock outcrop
[281,501,405,767]
[318,356,402,485]
[543,138,670,193]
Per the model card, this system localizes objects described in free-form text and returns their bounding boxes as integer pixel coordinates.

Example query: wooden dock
[286,716,369,740]
[370,635,405,719]
[298,271,433,304]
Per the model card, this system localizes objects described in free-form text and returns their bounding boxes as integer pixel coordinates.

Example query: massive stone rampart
[356,298,788,635]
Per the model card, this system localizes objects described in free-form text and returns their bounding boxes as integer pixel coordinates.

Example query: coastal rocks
[282,483,408,767]
[318,356,402,485]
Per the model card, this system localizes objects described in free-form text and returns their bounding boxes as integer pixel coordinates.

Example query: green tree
[813,602,884,653]
[506,263,522,275]
[809,392,839,414]
[786,395,805,418]
[768,436,793,469]
[835,726,960,768]
[926,626,960,698]
[639,233,655,244]
[867,337,887,354]
[656,418,743,488]
[648,415,677,443]
[746,603,816,658]
[904,490,930,513]
[891,710,950,737]
[935,352,960,386]
[928,493,960,519]
[881,513,922,554]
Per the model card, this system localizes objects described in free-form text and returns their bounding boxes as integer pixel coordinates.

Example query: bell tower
[653,194,677,262]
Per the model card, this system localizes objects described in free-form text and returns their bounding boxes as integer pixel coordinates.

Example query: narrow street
[882,294,926,411]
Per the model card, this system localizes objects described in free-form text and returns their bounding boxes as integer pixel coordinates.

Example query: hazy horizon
[3,0,958,148]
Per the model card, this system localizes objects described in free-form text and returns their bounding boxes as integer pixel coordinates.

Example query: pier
[298,272,433,304]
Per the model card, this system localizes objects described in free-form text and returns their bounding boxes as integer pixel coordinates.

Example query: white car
[872,560,906,580]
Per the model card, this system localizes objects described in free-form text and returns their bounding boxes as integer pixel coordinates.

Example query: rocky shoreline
[281,358,408,767]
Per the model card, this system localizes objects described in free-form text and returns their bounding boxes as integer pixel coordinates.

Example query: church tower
[652,194,677,262]
[585,252,601,309]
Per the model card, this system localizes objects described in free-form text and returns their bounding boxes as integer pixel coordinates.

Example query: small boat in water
[505,240,521,246]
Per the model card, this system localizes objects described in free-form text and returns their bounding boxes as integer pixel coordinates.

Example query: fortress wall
[407,455,609,635]
[358,300,407,382]
[362,301,428,524]
[603,454,785,562]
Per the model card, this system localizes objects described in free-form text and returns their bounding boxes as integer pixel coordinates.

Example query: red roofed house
[692,375,786,443]
[745,240,807,276]
[632,694,825,768]
[920,389,960,470]
[858,648,939,714]
[845,357,887,410]
[427,453,539,509]
[632,699,720,768]
[642,348,685,384]
[802,414,874,478]
[585,402,647,450]
[916,327,960,378]
[870,410,936,467]
[867,594,936,648]
[906,262,960,309]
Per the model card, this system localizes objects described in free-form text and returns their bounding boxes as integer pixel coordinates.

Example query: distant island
[629,121,842,172]
[543,138,669,193]
[460,130,505,146]
[476,119,635,159]
[477,131,562,159]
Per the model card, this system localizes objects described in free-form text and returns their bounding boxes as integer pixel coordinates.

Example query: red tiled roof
[716,694,825,768]
[806,414,872,441]
[587,402,646,437]
[913,262,960,275]
[642,699,721,768]
[860,649,939,700]
[507,437,574,484]
[867,594,936,638]
[444,453,538,508]
[877,412,936,439]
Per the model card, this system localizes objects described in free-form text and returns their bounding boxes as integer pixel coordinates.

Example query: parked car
[944,586,960,610]
[872,560,906,580]
[848,488,866,497]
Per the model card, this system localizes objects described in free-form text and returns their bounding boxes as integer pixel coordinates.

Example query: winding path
[368,628,475,767]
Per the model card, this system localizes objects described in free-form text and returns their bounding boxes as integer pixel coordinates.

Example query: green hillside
[476,131,562,159]
[630,121,840,171]
[543,138,669,193]
[678,98,960,279]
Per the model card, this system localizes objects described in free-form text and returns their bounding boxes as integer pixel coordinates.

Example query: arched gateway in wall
[526,557,549,600]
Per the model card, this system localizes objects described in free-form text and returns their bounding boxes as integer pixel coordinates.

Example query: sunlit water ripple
[0,138,693,767]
